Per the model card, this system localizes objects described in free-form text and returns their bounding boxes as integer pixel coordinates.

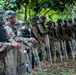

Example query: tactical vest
[31,25,42,41]
[0,25,8,42]
[4,24,17,36]
[32,25,43,37]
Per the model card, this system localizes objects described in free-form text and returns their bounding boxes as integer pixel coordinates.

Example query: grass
[30,59,76,75]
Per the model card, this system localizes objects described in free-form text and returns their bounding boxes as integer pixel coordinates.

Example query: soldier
[60,19,69,60]
[46,21,57,53]
[19,20,30,38]
[39,16,50,62]
[4,10,21,75]
[30,16,46,70]
[67,19,75,58]
[56,18,65,61]
[4,10,36,74]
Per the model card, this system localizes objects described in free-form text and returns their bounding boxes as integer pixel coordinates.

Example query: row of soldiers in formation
[0,7,76,75]
[0,8,36,75]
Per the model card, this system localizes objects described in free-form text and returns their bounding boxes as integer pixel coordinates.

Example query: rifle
[32,43,42,71]
[17,41,32,75]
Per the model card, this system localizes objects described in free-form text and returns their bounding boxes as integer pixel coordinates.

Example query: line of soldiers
[0,7,76,75]
[30,15,76,66]
[0,8,36,75]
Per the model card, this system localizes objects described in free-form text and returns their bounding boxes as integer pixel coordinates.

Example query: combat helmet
[5,10,16,19]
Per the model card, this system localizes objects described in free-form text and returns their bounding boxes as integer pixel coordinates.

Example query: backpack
[0,25,8,55]
[0,25,8,42]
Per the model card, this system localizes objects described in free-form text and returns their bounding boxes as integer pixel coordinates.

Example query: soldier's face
[8,17,16,24]
[42,19,46,23]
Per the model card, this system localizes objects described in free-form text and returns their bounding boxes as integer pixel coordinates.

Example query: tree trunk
[29,8,31,21]
[24,5,27,21]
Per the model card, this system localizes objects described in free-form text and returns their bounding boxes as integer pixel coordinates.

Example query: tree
[0,0,76,20]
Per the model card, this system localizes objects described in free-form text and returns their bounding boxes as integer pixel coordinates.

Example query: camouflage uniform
[4,10,19,75]
[46,21,57,57]
[31,16,45,45]
[31,16,47,66]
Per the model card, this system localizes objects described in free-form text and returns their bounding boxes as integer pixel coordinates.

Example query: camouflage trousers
[0,60,5,75]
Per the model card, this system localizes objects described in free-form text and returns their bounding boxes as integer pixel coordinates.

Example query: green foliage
[16,7,25,20]
[0,0,75,21]
[2,0,29,10]
[0,0,6,8]
[0,0,75,12]
[29,0,75,14]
